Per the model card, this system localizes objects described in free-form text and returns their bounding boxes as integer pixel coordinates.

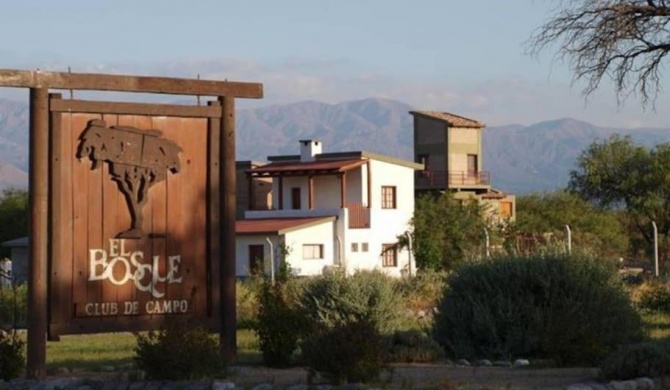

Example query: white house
[235,140,423,277]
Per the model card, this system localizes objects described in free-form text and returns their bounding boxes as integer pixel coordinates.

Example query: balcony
[416,170,491,190]
[347,203,370,229]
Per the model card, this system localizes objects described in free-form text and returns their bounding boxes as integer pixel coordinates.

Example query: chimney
[299,140,322,162]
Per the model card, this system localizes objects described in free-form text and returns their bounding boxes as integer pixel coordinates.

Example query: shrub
[636,280,670,313]
[0,330,24,380]
[385,329,444,363]
[600,341,670,380]
[433,252,644,366]
[301,319,386,385]
[134,318,223,380]
[396,269,447,312]
[0,284,27,327]
[252,268,304,367]
[299,270,403,334]
[236,279,260,328]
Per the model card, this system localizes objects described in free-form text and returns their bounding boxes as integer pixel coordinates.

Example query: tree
[514,190,628,257]
[528,0,670,105]
[569,135,670,265]
[0,188,28,258]
[409,193,487,270]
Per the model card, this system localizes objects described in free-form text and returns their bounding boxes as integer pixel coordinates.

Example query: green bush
[396,269,447,312]
[433,252,644,366]
[299,270,403,334]
[636,280,670,313]
[301,319,386,385]
[0,330,24,380]
[236,279,260,328]
[252,269,304,367]
[134,318,223,380]
[385,329,444,363]
[600,341,670,380]
[0,284,27,327]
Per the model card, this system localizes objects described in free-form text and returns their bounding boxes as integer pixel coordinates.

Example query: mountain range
[1,97,669,194]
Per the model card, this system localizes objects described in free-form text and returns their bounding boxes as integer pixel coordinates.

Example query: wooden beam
[27,87,49,380]
[278,177,284,210]
[340,173,346,208]
[366,161,372,208]
[50,99,222,118]
[0,69,263,98]
[219,96,237,364]
[308,175,314,210]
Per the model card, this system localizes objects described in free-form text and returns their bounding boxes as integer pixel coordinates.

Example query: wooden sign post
[0,69,263,379]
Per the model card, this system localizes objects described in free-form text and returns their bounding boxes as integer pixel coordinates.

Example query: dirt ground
[227,364,600,389]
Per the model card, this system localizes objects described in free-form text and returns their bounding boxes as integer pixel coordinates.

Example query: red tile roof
[410,110,485,128]
[248,158,367,177]
[236,217,335,235]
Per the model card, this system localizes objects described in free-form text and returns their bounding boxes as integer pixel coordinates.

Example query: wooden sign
[0,69,263,378]
[48,98,219,336]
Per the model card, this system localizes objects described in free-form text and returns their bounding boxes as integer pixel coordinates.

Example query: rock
[432,307,439,315]
[564,384,594,390]
[513,359,530,368]
[455,359,471,367]
[474,359,492,367]
[250,384,273,390]
[417,310,427,319]
[608,380,638,390]
[100,381,128,390]
[211,382,236,390]
[636,377,654,390]
[493,360,512,367]
[128,382,146,390]
[45,378,83,390]
[285,385,308,390]
[315,385,333,390]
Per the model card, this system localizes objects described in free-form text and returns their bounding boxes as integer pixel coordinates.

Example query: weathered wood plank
[0,69,263,98]
[50,99,222,118]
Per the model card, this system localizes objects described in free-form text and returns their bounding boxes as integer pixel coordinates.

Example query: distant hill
[1,97,669,194]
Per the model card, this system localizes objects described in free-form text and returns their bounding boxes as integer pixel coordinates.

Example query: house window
[500,201,513,218]
[381,186,397,209]
[248,245,264,275]
[291,187,301,210]
[303,244,324,260]
[351,243,359,252]
[381,244,397,267]
[467,154,478,177]
[361,243,369,252]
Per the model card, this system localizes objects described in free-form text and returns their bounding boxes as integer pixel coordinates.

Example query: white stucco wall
[283,220,336,276]
[342,159,415,277]
[235,235,279,277]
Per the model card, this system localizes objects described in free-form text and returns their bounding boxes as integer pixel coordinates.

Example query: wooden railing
[347,203,370,229]
[416,170,490,188]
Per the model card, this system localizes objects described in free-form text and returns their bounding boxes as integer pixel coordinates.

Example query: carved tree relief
[77,119,182,239]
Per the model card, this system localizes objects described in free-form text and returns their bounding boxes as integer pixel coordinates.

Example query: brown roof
[236,217,335,235]
[410,110,485,128]
[248,158,367,177]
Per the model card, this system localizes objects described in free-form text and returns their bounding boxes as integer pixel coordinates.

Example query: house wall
[283,220,336,276]
[0,259,11,288]
[448,126,481,174]
[236,162,272,218]
[342,159,414,277]
[414,116,448,172]
[235,235,278,277]
[9,247,27,284]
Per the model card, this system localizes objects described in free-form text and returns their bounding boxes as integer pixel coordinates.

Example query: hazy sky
[1,0,670,128]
